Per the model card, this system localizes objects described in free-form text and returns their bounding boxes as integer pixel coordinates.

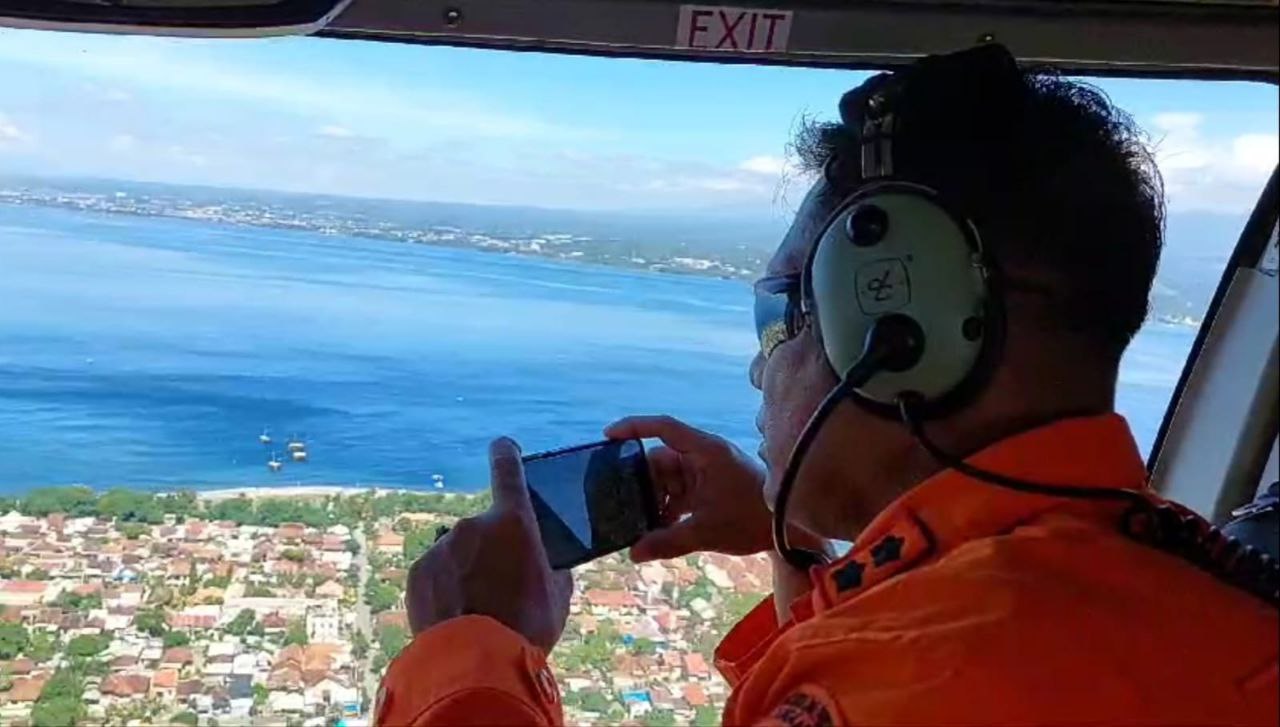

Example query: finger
[604,415,721,454]
[489,437,532,517]
[646,446,691,516]
[628,518,702,562]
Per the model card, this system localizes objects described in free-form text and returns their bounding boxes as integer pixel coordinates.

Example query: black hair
[794,68,1165,362]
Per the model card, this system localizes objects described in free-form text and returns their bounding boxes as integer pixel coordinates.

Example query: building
[0,580,50,607]
[374,531,404,555]
[307,606,341,643]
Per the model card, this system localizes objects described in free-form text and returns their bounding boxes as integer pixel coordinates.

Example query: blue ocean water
[0,204,1193,492]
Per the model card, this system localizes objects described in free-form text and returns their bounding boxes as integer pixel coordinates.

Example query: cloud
[316,125,355,139]
[739,155,787,175]
[107,134,138,153]
[0,112,31,146]
[0,31,608,145]
[1150,112,1278,213]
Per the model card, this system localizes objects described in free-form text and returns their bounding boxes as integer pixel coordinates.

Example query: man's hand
[405,438,572,652]
[605,415,778,562]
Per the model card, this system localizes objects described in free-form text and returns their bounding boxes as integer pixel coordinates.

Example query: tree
[403,527,434,562]
[344,538,361,554]
[19,486,96,517]
[65,634,110,658]
[364,580,401,614]
[158,490,197,520]
[0,621,30,660]
[630,637,658,656]
[719,591,763,629]
[203,574,232,589]
[53,591,103,613]
[30,697,83,727]
[33,668,85,727]
[163,630,191,648]
[26,631,59,663]
[224,608,258,637]
[135,608,169,637]
[27,567,50,581]
[96,489,164,524]
[579,691,614,713]
[677,575,716,610]
[283,618,308,647]
[39,669,83,701]
[252,683,269,706]
[351,629,369,660]
[693,705,720,726]
[207,495,255,524]
[171,710,199,726]
[281,547,307,563]
[376,624,410,660]
[117,522,149,540]
[69,658,109,678]
[645,709,678,726]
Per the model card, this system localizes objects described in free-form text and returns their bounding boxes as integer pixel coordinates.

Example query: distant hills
[0,175,1243,325]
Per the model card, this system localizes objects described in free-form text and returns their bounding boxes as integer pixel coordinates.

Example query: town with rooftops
[0,487,768,726]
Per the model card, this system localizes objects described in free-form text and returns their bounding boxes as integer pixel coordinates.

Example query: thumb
[629,518,702,563]
[489,437,532,517]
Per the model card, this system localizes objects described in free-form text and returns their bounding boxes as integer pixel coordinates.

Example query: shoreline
[4,483,486,502]
[194,485,485,502]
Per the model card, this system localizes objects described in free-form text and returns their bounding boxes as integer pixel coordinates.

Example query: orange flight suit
[377,414,1279,725]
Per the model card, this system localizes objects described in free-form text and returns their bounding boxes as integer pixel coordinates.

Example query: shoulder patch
[761,684,844,727]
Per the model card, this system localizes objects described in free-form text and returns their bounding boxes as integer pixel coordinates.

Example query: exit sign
[676,5,794,52]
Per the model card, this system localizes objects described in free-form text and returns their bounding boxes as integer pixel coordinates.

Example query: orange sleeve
[715,590,817,687]
[376,615,563,726]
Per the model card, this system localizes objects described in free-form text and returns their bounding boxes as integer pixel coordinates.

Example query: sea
[0,204,1195,493]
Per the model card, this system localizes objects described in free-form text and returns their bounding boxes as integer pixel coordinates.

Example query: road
[353,527,378,713]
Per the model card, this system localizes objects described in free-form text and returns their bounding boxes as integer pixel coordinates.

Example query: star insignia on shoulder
[832,559,866,592]
[870,534,905,567]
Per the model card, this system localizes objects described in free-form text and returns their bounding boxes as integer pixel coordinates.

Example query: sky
[0,27,1276,219]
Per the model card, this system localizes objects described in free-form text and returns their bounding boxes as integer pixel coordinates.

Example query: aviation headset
[768,45,1280,606]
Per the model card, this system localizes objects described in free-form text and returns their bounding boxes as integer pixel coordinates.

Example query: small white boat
[267,454,283,472]
[432,474,445,490]
[287,436,306,453]
[291,450,308,462]
[259,429,272,445]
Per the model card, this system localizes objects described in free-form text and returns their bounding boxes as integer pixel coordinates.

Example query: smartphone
[522,438,659,570]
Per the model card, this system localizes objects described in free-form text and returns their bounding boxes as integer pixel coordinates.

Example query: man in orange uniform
[378,48,1279,725]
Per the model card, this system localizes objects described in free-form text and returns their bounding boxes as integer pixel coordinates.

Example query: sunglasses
[753,274,807,359]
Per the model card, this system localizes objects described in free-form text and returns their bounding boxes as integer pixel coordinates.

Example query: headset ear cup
[805,183,999,418]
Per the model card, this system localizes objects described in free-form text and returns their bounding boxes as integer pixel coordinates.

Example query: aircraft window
[0,28,1275,725]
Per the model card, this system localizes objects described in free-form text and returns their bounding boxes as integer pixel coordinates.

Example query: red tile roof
[682,683,710,707]
[161,647,194,666]
[683,652,710,677]
[8,675,48,702]
[101,673,150,697]
[0,580,47,593]
[584,589,640,608]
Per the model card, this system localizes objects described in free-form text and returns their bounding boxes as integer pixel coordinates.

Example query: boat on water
[259,429,272,445]
[287,436,306,453]
[432,474,445,490]
[267,453,283,472]
[291,449,308,462]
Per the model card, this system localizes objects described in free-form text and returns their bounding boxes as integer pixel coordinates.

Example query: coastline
[193,484,483,502]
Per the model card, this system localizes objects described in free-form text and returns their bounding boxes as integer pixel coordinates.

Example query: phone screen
[523,439,657,570]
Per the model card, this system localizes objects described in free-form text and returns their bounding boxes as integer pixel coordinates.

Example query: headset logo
[855,258,911,314]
